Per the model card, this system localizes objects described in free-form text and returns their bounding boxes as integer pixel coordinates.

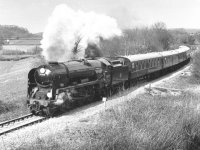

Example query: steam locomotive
[27,46,190,116]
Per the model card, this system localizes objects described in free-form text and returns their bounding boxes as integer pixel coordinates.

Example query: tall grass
[81,93,200,150]
[0,100,17,114]
[192,48,200,78]
[0,99,29,122]
[15,92,200,150]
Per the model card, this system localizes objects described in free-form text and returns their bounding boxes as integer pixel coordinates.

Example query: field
[0,55,45,122]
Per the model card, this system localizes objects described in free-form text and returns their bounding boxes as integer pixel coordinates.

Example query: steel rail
[0,113,33,128]
[0,117,46,136]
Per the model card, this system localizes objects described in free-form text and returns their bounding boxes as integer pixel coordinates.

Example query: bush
[2,50,25,55]
[192,49,200,78]
[1,47,42,55]
[99,22,176,57]
[26,46,42,55]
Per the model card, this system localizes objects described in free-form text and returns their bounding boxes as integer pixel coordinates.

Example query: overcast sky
[0,0,199,33]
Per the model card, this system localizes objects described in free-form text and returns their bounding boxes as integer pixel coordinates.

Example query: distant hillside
[0,25,42,40]
[184,28,200,34]
[169,28,200,34]
[34,32,43,38]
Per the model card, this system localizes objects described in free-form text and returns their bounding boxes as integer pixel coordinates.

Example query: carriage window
[136,63,138,70]
[148,60,150,67]
[141,62,143,69]
[141,62,143,70]
[136,64,138,70]
[132,62,134,69]
[150,60,152,67]
[146,60,148,68]
[142,61,145,69]
[145,60,147,68]
[138,63,140,70]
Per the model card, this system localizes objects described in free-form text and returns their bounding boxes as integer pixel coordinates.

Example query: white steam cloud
[41,4,122,62]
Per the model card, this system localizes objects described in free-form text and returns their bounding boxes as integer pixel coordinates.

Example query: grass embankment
[13,49,200,150]
[89,93,200,150]
[0,56,46,122]
[14,91,200,150]
[192,48,200,78]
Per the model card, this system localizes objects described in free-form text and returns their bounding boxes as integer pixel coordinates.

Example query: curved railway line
[0,114,47,136]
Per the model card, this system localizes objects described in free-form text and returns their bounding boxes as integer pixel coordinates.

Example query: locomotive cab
[104,57,129,86]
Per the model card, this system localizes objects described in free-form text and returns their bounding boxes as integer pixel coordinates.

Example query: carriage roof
[118,46,189,62]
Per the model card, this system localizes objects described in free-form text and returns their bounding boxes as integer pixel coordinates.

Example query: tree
[187,35,195,45]
[151,22,172,50]
[71,35,82,58]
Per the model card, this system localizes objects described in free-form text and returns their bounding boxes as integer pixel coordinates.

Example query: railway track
[0,114,46,136]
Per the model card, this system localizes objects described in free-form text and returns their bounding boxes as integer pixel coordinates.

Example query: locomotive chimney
[85,43,102,59]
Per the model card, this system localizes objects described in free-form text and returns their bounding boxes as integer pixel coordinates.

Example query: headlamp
[39,68,51,75]
[40,68,45,74]
[47,90,52,98]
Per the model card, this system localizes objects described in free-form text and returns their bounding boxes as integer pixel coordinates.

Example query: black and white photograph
[0,0,199,149]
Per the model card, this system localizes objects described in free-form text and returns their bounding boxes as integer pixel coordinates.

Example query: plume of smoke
[41,4,122,62]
